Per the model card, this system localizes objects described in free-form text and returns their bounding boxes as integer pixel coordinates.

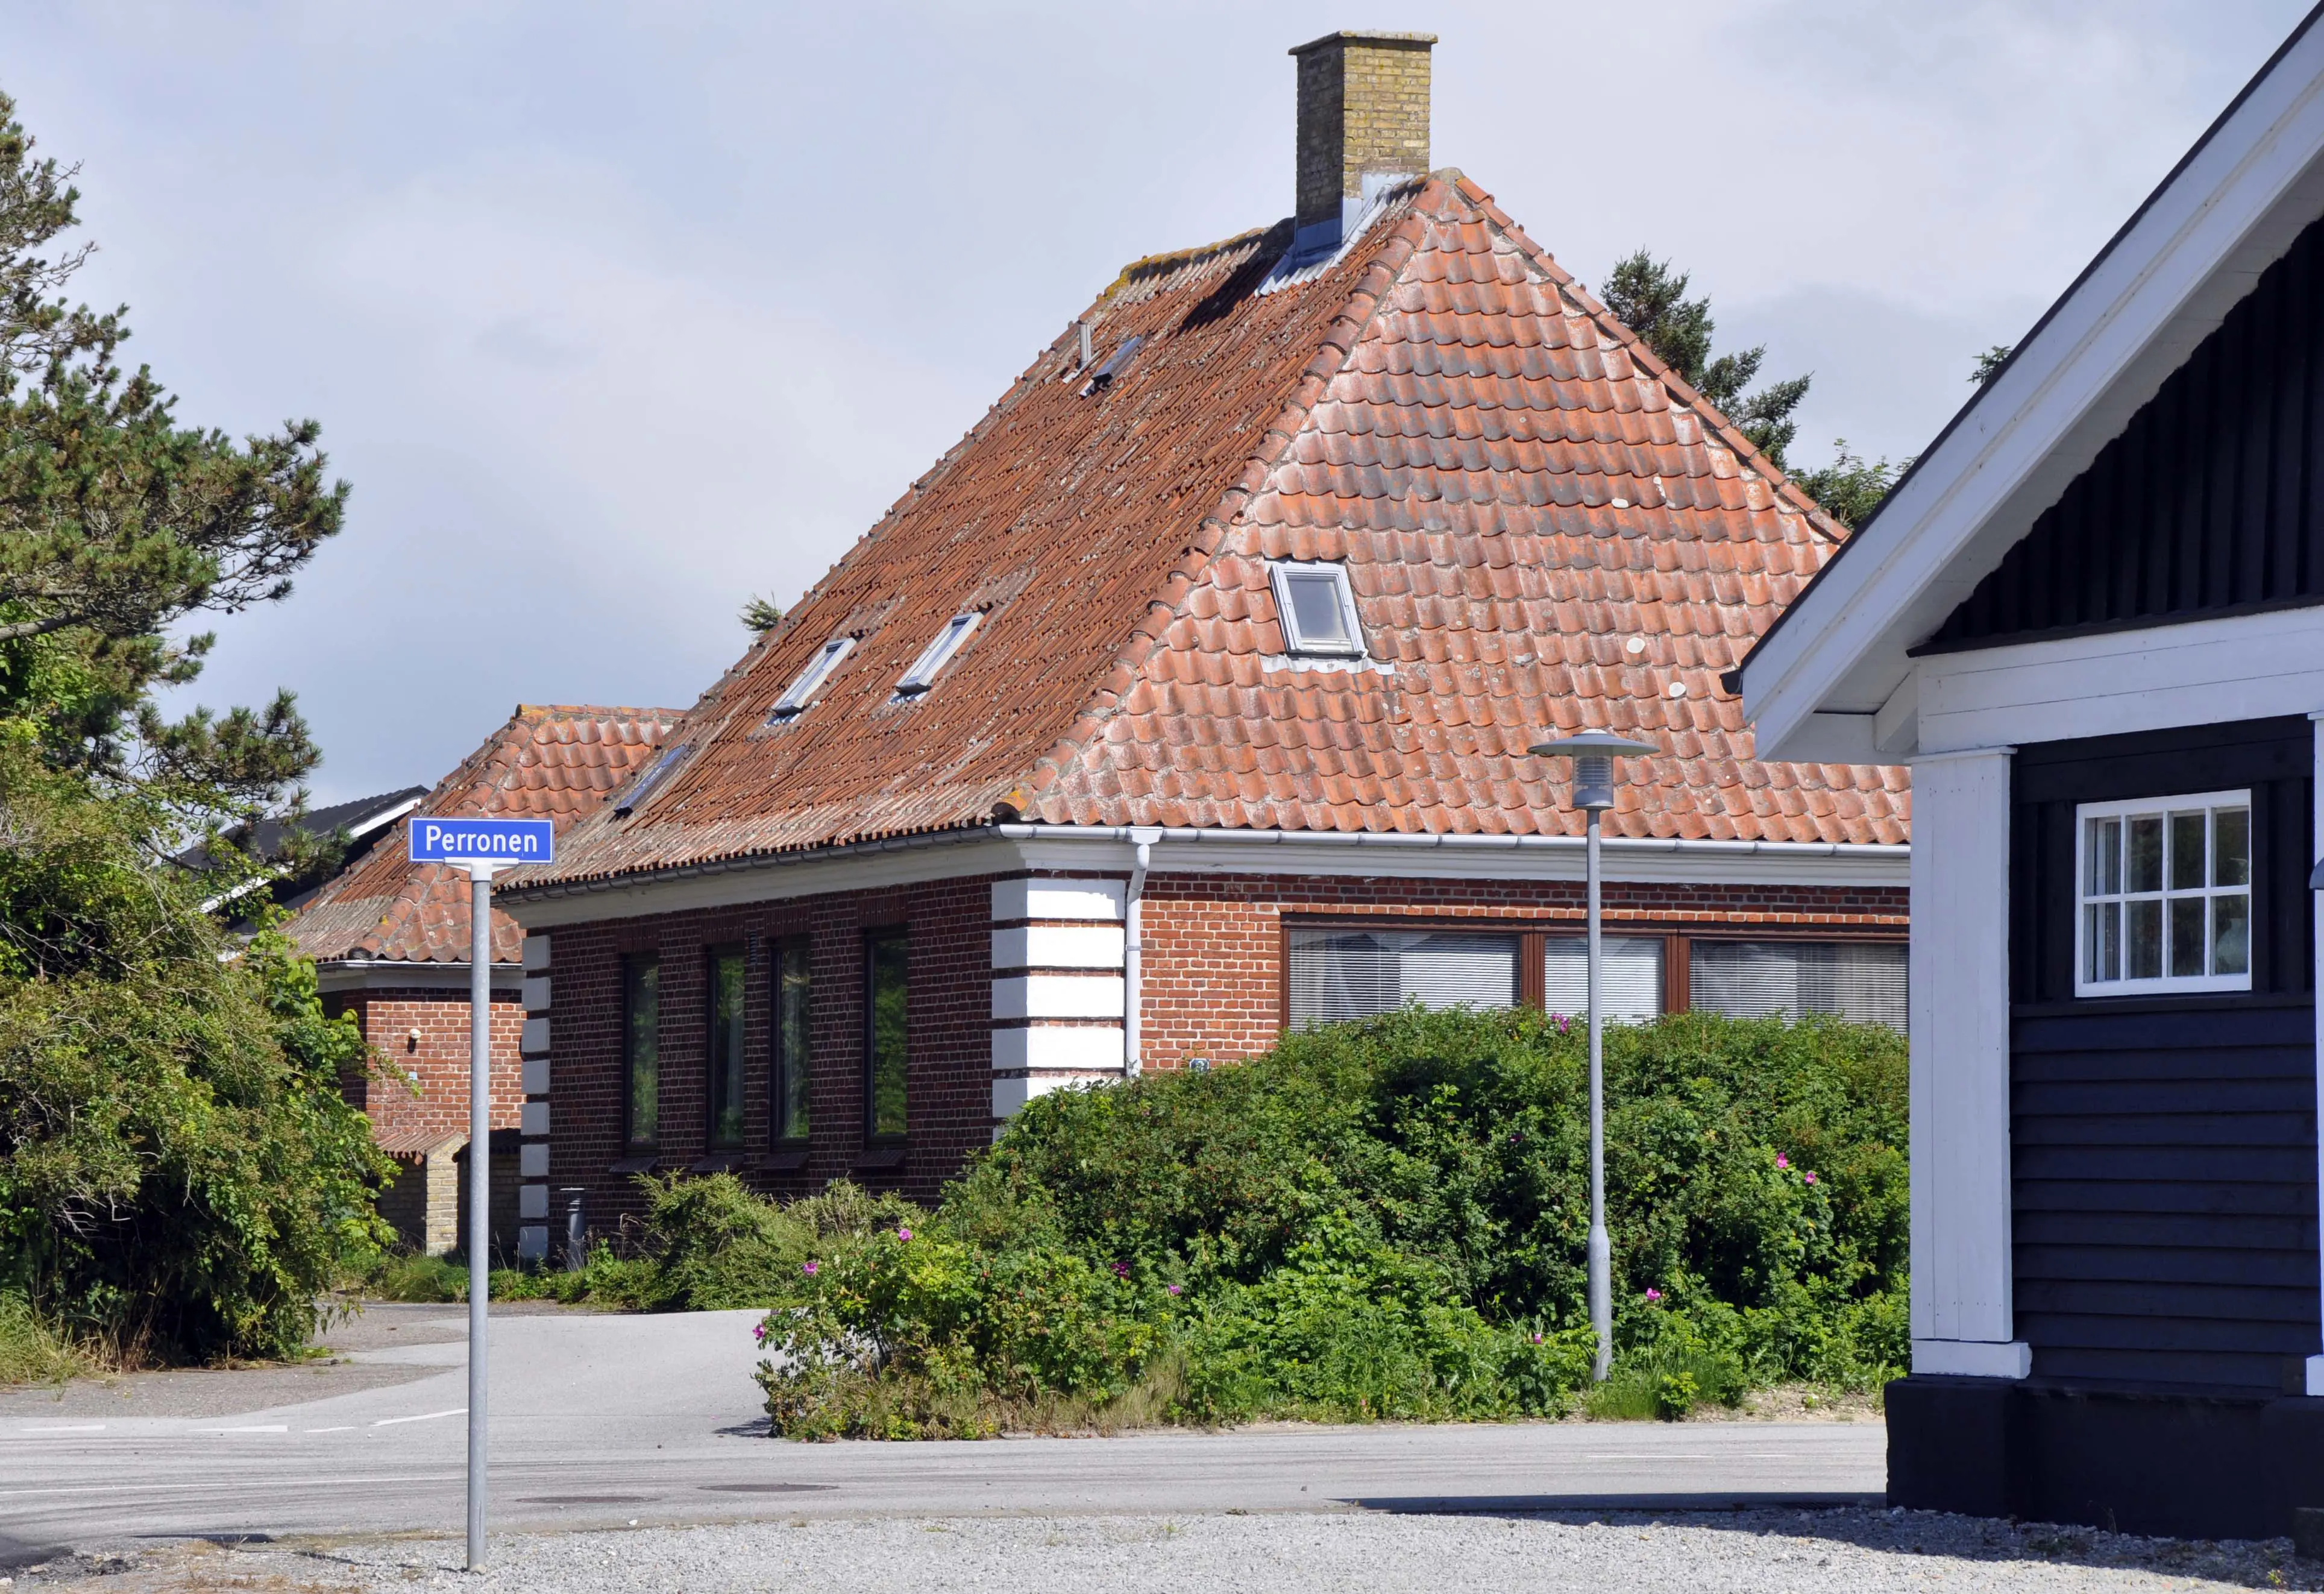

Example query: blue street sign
[407,815,556,865]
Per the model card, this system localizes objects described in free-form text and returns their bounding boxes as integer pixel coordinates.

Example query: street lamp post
[1528,731,1659,1383]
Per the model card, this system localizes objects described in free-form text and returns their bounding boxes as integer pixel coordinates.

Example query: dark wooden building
[1732,4,2324,1539]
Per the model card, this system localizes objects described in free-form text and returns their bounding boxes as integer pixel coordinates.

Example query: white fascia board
[345,794,426,842]
[1916,603,2324,752]
[1745,16,2324,755]
[313,959,524,994]
[505,825,1911,930]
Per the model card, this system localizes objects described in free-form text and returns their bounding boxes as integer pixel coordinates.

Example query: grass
[0,1296,95,1386]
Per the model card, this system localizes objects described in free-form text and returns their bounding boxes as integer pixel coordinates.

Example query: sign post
[407,816,556,1572]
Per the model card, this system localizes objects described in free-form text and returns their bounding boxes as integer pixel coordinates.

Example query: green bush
[0,743,395,1364]
[756,1006,1908,1434]
[0,1294,88,1385]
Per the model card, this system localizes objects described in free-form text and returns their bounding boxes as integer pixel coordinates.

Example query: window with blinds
[1542,936,1663,1024]
[1287,928,1520,1028]
[1688,940,1907,1030]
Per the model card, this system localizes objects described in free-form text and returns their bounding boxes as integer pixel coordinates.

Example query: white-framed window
[1267,561,1365,657]
[2075,789,2252,997]
[894,613,981,696]
[768,636,853,720]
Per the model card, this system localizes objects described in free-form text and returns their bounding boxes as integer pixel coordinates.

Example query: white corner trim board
[1909,748,2018,1349]
[1914,1339,2033,1379]
[1916,603,2324,754]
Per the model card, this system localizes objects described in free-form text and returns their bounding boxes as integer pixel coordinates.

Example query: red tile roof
[526,173,1905,892]
[291,705,678,964]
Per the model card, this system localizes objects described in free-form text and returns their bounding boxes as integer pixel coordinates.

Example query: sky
[1,0,2313,802]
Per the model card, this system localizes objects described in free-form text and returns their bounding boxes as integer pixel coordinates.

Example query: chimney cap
[1288,30,1436,56]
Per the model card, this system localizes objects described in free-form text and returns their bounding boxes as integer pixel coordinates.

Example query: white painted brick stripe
[521,1057,549,1095]
[520,1101,550,1137]
[992,974,1125,1021]
[521,1016,550,1056]
[520,1142,549,1178]
[518,1184,549,1221]
[523,974,550,1013]
[991,878,1123,922]
[991,924,1124,971]
[991,1024,1123,1072]
[517,1226,548,1261]
[523,934,551,972]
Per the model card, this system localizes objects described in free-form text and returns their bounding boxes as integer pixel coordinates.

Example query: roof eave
[1738,1,2324,760]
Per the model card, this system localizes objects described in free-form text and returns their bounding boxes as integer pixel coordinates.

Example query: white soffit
[1741,6,2324,756]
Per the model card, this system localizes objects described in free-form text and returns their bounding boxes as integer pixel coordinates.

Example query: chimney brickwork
[1291,31,1436,235]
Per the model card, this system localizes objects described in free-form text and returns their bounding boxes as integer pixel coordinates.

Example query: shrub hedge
[754,1006,1908,1436]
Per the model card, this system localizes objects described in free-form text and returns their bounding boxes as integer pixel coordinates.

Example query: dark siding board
[2017,1244,2322,1286]
[2009,719,2319,1395]
[2017,1211,2317,1250]
[1924,210,2324,651]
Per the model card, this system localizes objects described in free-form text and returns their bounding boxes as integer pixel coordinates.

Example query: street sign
[407,816,556,866]
[404,811,556,1570]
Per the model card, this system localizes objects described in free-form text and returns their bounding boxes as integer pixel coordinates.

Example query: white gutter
[994,823,1909,862]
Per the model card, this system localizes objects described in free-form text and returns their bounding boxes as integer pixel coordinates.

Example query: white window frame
[768,636,854,720]
[894,612,981,696]
[1267,561,1366,658]
[2073,787,2253,998]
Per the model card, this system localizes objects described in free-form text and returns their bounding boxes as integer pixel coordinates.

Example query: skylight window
[1268,561,1365,657]
[894,613,981,697]
[768,637,853,720]
[614,743,689,818]
[1080,335,1144,395]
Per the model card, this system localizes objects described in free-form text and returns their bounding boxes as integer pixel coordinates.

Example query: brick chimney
[1290,30,1436,258]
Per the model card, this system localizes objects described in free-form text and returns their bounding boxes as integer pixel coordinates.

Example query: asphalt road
[0,1305,1887,1564]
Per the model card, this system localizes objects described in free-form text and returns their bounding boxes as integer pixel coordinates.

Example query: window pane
[2169,812,2206,891]
[775,940,812,1141]
[1284,571,1353,651]
[2126,816,2163,894]
[2086,817,2121,895]
[1688,940,1906,1030]
[2087,901,2120,983]
[624,957,660,1148]
[865,933,909,1139]
[1286,928,1518,1028]
[1542,936,1663,1024]
[2213,807,2250,887]
[708,949,746,1149]
[2126,898,2162,980]
[2213,893,2250,977]
[2168,897,2206,978]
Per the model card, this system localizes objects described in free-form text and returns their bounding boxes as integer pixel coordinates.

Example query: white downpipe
[1124,830,1157,1077]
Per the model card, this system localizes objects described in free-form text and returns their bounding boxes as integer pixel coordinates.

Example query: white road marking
[212,1425,289,1434]
[371,1408,466,1427]
[305,1425,357,1433]
[24,1424,104,1433]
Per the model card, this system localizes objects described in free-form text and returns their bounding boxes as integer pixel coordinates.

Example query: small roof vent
[1080,335,1144,395]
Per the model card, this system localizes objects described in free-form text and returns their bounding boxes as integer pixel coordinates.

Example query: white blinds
[1542,936,1664,1024]
[1287,928,1521,1029]
[1688,940,1908,1030]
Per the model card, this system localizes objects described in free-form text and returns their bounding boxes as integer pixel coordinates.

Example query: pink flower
[1112,1260,1131,1279]
[1644,1288,1663,1303]
[753,1322,767,1341]
[1775,1154,1789,1170]
[1167,1284,1183,1297]
[801,1260,818,1276]
[1804,1171,1818,1186]
[1531,1332,1543,1344]
[897,1227,913,1242]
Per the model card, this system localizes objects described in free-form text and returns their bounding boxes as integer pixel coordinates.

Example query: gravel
[30,1509,2324,1593]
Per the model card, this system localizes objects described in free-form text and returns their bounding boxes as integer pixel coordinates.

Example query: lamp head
[1528,732,1660,812]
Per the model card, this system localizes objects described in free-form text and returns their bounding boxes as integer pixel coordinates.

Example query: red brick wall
[544,872,997,1223]
[333,989,525,1147]
[1135,872,1911,1068]
[536,864,1906,1214]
